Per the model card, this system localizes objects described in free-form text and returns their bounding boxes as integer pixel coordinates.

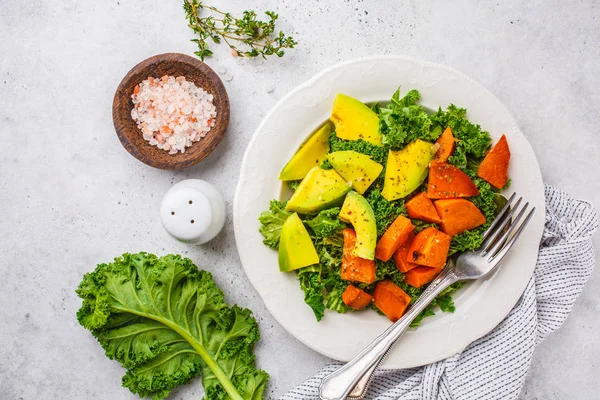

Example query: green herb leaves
[183,1,297,60]
[76,253,268,400]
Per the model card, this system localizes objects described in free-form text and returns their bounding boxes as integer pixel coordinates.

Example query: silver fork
[319,193,535,400]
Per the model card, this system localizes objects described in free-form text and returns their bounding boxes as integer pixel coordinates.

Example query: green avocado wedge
[330,94,382,146]
[286,167,352,214]
[278,213,319,272]
[279,123,332,181]
[381,139,436,201]
[327,150,383,195]
[339,191,377,260]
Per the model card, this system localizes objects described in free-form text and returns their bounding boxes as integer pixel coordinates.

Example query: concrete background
[1,0,598,398]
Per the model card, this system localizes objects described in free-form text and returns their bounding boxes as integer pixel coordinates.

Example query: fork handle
[319,269,459,400]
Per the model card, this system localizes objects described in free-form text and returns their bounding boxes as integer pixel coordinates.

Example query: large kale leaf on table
[76,252,268,400]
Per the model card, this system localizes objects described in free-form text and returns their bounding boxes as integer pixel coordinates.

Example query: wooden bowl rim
[112,53,230,170]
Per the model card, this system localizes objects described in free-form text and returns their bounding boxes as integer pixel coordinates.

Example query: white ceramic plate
[233,56,544,368]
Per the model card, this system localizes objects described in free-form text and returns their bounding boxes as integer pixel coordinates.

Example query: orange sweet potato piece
[375,215,415,262]
[405,192,442,224]
[434,127,455,162]
[342,229,376,284]
[373,280,412,322]
[342,284,373,310]
[393,232,419,273]
[434,198,486,237]
[478,134,511,189]
[405,266,442,288]
[407,227,451,268]
[428,162,479,199]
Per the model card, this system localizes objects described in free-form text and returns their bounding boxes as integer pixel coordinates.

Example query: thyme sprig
[183,0,297,60]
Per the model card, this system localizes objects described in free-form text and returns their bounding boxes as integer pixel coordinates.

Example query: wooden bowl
[112,53,230,170]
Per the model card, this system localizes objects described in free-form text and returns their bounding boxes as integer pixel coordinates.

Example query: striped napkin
[281,185,598,400]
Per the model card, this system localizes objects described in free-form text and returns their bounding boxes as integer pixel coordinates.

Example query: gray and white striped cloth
[281,185,598,400]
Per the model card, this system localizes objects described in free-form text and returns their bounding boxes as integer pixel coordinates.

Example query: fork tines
[479,193,536,263]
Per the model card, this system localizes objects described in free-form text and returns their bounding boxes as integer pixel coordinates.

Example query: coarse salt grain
[131,75,217,155]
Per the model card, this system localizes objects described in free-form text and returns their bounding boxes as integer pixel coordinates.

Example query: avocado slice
[286,167,352,214]
[382,140,436,201]
[279,123,332,181]
[327,151,384,195]
[339,191,377,260]
[330,94,382,146]
[278,213,320,272]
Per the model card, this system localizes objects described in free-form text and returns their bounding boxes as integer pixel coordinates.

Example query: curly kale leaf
[324,283,349,314]
[297,237,349,320]
[298,240,348,321]
[379,89,441,150]
[258,200,291,249]
[320,158,333,170]
[391,88,421,108]
[76,253,268,400]
[374,258,400,283]
[470,178,497,223]
[430,104,492,168]
[365,188,407,236]
[287,180,301,191]
[406,282,464,327]
[297,265,326,321]
[328,135,389,165]
[305,207,346,238]
[412,219,439,234]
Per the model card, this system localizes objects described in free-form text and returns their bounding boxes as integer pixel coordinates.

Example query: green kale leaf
[258,200,291,249]
[297,265,326,321]
[449,229,483,255]
[412,219,439,234]
[365,188,407,236]
[328,135,388,165]
[379,89,441,150]
[430,104,492,168]
[76,253,268,400]
[298,233,352,320]
[324,284,350,314]
[407,282,464,327]
[391,88,421,108]
[430,281,464,312]
[375,258,400,283]
[409,307,436,327]
[305,207,346,238]
[287,180,301,191]
[320,158,333,170]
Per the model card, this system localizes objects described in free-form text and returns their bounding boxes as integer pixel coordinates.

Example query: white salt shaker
[160,179,226,244]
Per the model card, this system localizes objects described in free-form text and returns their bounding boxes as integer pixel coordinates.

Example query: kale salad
[258,88,511,325]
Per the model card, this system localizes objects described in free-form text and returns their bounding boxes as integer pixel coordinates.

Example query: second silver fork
[319,193,535,400]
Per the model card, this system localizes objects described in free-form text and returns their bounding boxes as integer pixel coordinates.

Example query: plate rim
[233,55,545,367]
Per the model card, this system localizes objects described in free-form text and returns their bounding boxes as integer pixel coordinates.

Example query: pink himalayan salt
[131,75,217,154]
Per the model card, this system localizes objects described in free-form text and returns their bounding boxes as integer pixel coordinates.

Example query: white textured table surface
[1,1,598,399]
